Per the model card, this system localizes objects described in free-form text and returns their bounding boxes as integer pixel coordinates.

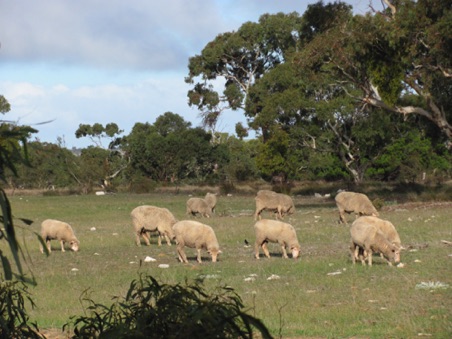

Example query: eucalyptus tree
[185,11,302,132]
[297,0,452,142]
[75,122,128,190]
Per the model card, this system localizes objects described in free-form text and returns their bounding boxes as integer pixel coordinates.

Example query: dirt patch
[39,328,71,339]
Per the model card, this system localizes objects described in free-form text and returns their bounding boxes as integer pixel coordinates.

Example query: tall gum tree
[185,12,302,131]
[297,0,452,143]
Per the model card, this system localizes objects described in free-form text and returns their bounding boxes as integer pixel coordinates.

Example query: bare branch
[381,0,397,17]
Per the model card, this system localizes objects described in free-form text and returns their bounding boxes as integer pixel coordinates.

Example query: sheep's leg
[196,248,203,263]
[359,249,367,265]
[254,242,260,259]
[157,233,162,246]
[366,248,373,266]
[350,242,357,264]
[46,240,52,253]
[280,244,288,259]
[176,244,188,263]
[254,209,261,221]
[60,240,65,252]
[338,209,346,224]
[163,234,172,246]
[142,231,151,246]
[135,232,142,246]
[262,242,270,258]
[277,207,283,220]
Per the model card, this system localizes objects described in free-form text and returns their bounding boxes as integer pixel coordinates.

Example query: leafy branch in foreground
[0,281,43,338]
[65,275,273,339]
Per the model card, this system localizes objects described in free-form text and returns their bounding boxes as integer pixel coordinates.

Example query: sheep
[40,219,80,253]
[254,190,295,220]
[350,218,400,266]
[186,192,217,218]
[335,191,379,224]
[204,192,217,214]
[254,219,300,259]
[356,216,403,262]
[131,205,176,246]
[172,220,222,263]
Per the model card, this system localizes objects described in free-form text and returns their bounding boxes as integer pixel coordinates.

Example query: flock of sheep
[39,190,403,266]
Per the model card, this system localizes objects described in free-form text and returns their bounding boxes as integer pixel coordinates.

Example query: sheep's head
[70,240,80,252]
[291,245,300,259]
[382,244,400,264]
[393,246,402,263]
[208,249,222,262]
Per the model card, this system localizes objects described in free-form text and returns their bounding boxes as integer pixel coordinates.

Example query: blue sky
[0,0,381,148]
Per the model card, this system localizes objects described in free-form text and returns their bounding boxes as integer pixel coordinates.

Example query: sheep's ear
[218,250,223,254]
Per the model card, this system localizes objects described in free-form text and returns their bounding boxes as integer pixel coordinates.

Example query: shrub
[0,281,43,338]
[65,275,272,339]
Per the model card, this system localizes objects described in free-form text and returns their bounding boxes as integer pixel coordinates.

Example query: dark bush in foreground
[0,281,43,338]
[65,275,272,339]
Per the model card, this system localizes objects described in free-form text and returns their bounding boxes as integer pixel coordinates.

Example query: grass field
[3,190,452,338]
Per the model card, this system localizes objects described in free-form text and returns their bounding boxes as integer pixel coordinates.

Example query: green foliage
[218,136,259,182]
[154,111,191,136]
[0,281,42,338]
[255,128,290,179]
[127,114,229,184]
[186,11,302,128]
[368,61,404,106]
[8,142,76,189]
[66,275,272,339]
[75,122,124,149]
[0,95,40,282]
[369,131,451,182]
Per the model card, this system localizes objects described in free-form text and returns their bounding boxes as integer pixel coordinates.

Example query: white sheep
[131,205,176,246]
[204,192,217,214]
[254,219,300,259]
[40,219,80,253]
[172,220,222,263]
[254,190,295,220]
[350,218,400,266]
[335,191,379,224]
[186,192,217,218]
[356,216,403,262]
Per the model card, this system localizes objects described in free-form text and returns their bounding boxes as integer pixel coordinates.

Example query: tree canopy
[185,0,451,183]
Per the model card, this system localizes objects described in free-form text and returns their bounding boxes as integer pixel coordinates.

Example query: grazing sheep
[356,216,403,262]
[204,192,217,214]
[186,192,217,217]
[350,218,400,266]
[172,220,221,263]
[40,219,80,253]
[335,191,379,224]
[131,205,176,246]
[254,190,295,220]
[254,219,300,259]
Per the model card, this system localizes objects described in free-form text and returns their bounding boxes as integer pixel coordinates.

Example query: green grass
[3,192,452,338]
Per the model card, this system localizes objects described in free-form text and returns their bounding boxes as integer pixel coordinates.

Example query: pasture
[4,191,452,338]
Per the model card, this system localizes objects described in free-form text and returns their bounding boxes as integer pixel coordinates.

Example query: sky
[0,0,381,149]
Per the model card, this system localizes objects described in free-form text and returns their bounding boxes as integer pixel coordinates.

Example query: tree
[185,12,302,131]
[75,122,128,190]
[9,141,76,189]
[297,0,452,142]
[127,114,228,184]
